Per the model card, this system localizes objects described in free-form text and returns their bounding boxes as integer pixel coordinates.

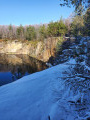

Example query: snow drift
[0,58,90,120]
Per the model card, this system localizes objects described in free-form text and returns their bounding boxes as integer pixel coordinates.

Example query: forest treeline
[0,19,67,41]
[0,7,90,41]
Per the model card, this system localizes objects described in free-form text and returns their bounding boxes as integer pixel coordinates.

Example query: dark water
[0,54,47,86]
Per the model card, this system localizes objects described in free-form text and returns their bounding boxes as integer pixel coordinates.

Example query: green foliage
[25,26,36,41]
[70,7,90,36]
[29,40,38,47]
[70,15,84,36]
[47,19,67,37]
[56,37,65,52]
[8,24,13,39]
[57,20,67,36]
[0,18,68,41]
[60,0,90,12]
[47,21,57,37]
[84,7,90,35]
[8,24,13,31]
[39,25,47,40]
[16,25,24,40]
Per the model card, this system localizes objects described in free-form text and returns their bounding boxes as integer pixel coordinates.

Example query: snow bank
[0,60,90,120]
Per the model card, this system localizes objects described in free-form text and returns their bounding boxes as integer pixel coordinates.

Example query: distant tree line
[0,19,67,41]
[0,25,37,41]
[0,8,89,42]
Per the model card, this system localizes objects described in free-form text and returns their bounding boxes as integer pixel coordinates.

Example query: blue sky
[0,0,74,25]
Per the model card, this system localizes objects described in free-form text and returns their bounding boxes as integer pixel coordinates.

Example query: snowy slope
[0,59,90,120]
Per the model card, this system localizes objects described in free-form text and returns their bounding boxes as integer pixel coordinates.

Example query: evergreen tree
[39,25,47,40]
[47,20,67,37]
[84,7,90,35]
[25,26,36,41]
[70,15,84,36]
[60,0,90,12]
[8,24,13,40]
[16,25,24,40]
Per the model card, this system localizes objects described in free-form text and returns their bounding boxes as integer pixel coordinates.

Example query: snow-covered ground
[0,59,90,120]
